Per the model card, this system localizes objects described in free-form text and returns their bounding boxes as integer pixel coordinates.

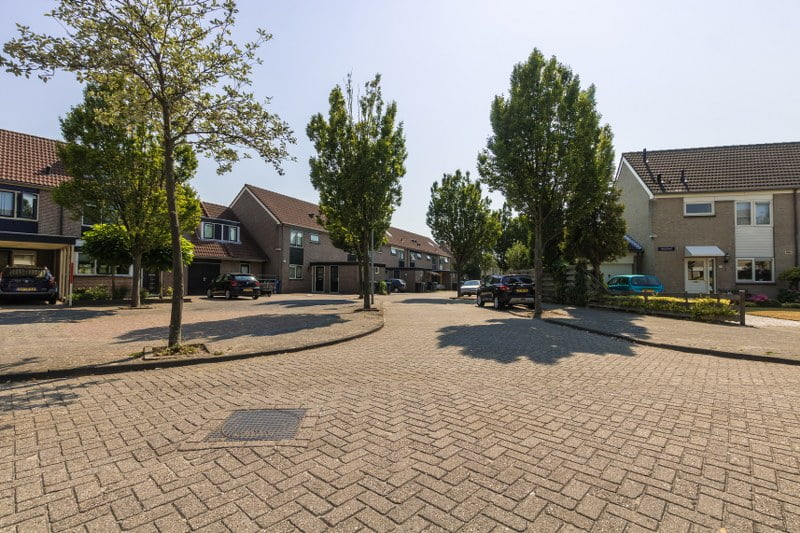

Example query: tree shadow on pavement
[260,299,358,308]
[544,307,654,342]
[0,307,116,324]
[0,356,41,373]
[0,378,118,413]
[397,298,475,305]
[437,316,639,365]
[115,313,347,344]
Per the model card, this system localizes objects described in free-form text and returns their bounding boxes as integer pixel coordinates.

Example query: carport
[0,232,76,303]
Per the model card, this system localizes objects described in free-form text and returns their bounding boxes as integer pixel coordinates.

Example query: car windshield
[503,276,532,284]
[630,276,660,286]
[462,281,479,286]
[233,275,256,281]
[1,267,47,279]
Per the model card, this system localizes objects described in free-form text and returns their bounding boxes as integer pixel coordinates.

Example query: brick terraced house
[185,202,268,294]
[616,142,800,296]
[229,184,452,294]
[0,129,80,298]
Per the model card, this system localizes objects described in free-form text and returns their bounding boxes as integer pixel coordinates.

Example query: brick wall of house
[772,192,799,292]
[651,198,737,294]
[230,189,281,277]
[616,163,655,274]
[73,275,134,292]
[37,189,81,237]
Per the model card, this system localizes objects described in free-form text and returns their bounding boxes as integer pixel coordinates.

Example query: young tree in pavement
[2,0,294,347]
[478,49,609,318]
[80,224,132,299]
[426,170,500,297]
[307,74,407,310]
[53,85,201,308]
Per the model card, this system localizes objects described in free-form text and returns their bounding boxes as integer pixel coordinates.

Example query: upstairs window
[310,233,320,244]
[736,200,771,226]
[290,229,303,247]
[201,221,240,242]
[0,191,14,217]
[684,201,713,216]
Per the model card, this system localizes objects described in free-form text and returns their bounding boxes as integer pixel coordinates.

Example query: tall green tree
[563,98,626,285]
[3,0,294,347]
[505,241,531,272]
[80,224,132,298]
[494,205,528,272]
[53,85,200,307]
[478,49,610,317]
[426,170,500,296]
[307,74,407,310]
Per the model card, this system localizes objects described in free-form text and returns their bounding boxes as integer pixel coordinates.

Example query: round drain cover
[220,409,305,441]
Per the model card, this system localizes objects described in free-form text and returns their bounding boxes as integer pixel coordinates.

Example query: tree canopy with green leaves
[478,49,615,317]
[307,74,407,309]
[426,170,499,296]
[2,0,294,347]
[54,84,200,307]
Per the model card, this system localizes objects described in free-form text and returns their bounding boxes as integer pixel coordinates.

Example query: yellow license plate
[16,287,37,292]
[243,288,252,293]
[516,288,528,293]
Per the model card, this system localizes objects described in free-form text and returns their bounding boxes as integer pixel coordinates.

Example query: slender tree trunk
[162,117,183,347]
[362,234,370,310]
[533,207,544,318]
[131,253,142,307]
[111,270,116,301]
[456,267,462,297]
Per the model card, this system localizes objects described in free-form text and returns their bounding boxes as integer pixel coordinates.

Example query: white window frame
[290,229,304,248]
[202,222,214,239]
[735,257,774,283]
[309,233,320,244]
[74,251,133,276]
[240,262,250,274]
[735,200,772,227]
[201,221,240,243]
[390,247,397,255]
[288,264,303,279]
[683,201,714,216]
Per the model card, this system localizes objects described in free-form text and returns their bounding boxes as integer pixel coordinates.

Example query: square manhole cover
[209,409,307,442]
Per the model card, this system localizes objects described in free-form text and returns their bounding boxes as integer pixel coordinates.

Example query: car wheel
[527,303,535,309]
[48,296,57,305]
[493,296,502,310]
[224,289,232,300]
[476,294,485,307]
[252,294,259,300]
[393,287,399,293]
[207,289,214,299]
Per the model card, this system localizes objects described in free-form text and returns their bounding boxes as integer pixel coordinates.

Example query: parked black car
[476,274,535,310]
[207,273,261,300]
[0,266,59,304]
[387,278,407,293]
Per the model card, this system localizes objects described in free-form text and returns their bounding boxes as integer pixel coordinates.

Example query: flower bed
[596,295,737,322]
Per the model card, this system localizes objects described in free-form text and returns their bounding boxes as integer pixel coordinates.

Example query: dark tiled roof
[0,129,70,188]
[244,184,451,257]
[189,225,266,262]
[201,201,239,222]
[385,226,449,257]
[622,142,800,195]
[245,184,324,230]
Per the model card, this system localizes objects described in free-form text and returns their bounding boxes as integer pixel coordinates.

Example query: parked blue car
[607,275,664,295]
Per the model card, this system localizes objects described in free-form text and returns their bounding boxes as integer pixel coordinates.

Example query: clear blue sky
[2,1,799,236]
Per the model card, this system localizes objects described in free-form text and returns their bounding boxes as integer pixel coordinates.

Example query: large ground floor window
[289,264,303,280]
[736,257,773,283]
[75,250,131,276]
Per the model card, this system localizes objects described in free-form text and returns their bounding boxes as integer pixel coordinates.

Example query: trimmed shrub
[378,280,388,295]
[600,295,736,321]
[112,286,129,300]
[72,286,111,302]
[781,302,800,309]
[777,289,800,303]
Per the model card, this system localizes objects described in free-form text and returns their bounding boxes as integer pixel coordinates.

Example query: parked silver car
[460,279,481,295]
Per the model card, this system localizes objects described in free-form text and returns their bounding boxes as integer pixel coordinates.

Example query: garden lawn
[747,308,800,322]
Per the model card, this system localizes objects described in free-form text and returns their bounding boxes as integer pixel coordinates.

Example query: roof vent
[656,173,662,184]
[44,165,51,175]
[680,169,687,185]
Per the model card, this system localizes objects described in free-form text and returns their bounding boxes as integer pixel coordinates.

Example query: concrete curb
[541,317,800,366]
[0,312,386,384]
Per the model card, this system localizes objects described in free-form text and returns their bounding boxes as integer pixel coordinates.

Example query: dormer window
[202,221,240,242]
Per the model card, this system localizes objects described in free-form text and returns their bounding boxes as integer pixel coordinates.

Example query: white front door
[685,259,715,294]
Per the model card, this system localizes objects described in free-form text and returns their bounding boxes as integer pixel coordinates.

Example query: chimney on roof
[642,148,647,163]
[44,165,51,175]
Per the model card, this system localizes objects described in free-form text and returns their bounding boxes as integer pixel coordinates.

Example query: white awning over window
[685,246,726,257]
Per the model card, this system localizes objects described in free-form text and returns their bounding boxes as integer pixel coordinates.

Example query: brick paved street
[2,293,800,531]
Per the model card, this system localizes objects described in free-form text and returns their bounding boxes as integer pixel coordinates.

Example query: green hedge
[600,295,737,321]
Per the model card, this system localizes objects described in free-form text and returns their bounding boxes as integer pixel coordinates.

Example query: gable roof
[385,226,449,257]
[242,184,450,257]
[0,129,71,189]
[201,201,239,222]
[244,184,324,231]
[621,142,800,195]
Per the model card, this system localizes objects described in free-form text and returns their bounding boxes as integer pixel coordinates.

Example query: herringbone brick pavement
[2,294,800,531]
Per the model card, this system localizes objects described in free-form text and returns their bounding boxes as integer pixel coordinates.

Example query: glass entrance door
[313,266,325,292]
[685,259,715,294]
